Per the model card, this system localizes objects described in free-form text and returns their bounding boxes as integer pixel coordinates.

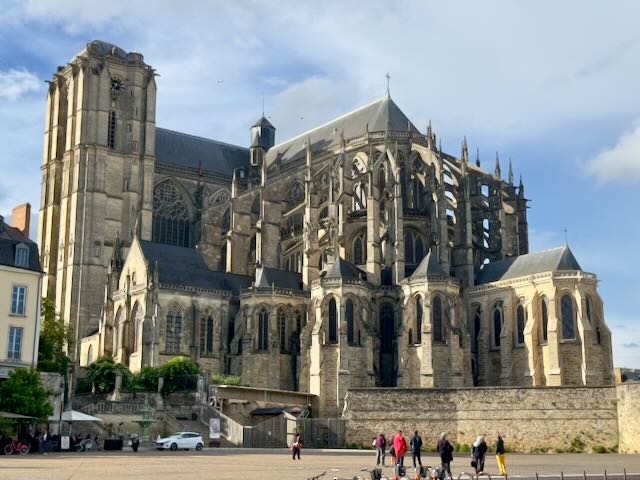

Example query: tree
[86,357,131,393]
[159,356,199,396]
[38,297,74,374]
[0,369,53,419]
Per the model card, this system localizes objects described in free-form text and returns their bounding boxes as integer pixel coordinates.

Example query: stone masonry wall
[343,386,620,452]
[617,383,640,453]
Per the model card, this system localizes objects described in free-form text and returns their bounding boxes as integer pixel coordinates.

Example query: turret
[508,157,514,184]
[249,116,275,167]
[495,152,501,179]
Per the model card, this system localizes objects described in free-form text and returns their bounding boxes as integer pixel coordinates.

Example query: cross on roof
[385,73,391,95]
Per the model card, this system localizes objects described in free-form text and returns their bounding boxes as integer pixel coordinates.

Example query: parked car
[156,432,204,451]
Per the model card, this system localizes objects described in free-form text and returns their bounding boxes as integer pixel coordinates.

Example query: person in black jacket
[410,431,423,468]
[495,435,507,476]
[472,435,488,474]
[437,432,454,479]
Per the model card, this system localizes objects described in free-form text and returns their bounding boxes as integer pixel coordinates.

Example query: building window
[250,235,257,264]
[8,326,23,360]
[432,296,443,342]
[152,182,192,248]
[541,297,549,342]
[278,308,286,353]
[353,233,366,266]
[493,307,502,348]
[14,246,29,267]
[87,345,94,365]
[11,286,26,315]
[516,305,526,345]
[346,299,354,345]
[108,110,116,149]
[258,309,269,351]
[416,297,423,345]
[165,306,183,354]
[585,296,593,325]
[200,316,214,355]
[561,294,576,340]
[404,230,425,275]
[328,298,338,344]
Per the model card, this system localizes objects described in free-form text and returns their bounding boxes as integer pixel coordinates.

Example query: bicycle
[4,439,31,455]
[74,439,94,452]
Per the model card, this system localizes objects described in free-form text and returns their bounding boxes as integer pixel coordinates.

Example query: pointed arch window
[165,306,183,354]
[416,297,423,344]
[541,297,549,342]
[404,230,426,275]
[353,231,367,265]
[516,305,526,345]
[585,296,593,325]
[561,294,576,340]
[250,235,257,264]
[278,308,287,353]
[200,315,214,355]
[328,298,338,344]
[432,296,443,342]
[378,167,386,191]
[258,309,269,351]
[493,306,503,348]
[346,299,354,345]
[153,182,192,248]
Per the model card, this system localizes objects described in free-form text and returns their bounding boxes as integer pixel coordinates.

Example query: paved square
[1,449,640,480]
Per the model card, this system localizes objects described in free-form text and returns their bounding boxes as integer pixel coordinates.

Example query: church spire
[495,152,501,179]
[518,174,525,198]
[461,136,468,163]
[476,147,480,167]
[508,157,514,184]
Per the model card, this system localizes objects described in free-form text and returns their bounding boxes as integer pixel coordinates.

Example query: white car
[155,432,204,451]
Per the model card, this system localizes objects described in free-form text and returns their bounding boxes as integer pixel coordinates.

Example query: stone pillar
[420,296,434,387]
[337,297,350,413]
[392,165,405,284]
[366,170,381,284]
[544,292,562,386]
[500,299,514,385]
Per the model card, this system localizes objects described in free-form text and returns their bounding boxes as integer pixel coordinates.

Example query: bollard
[583,471,587,480]
[561,472,564,480]
[535,473,539,480]
[604,470,607,480]
[624,469,627,480]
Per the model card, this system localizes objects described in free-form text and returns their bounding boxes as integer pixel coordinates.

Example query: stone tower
[38,40,157,355]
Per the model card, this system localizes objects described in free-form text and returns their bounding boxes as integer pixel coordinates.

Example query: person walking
[495,435,507,476]
[129,433,139,453]
[392,430,408,468]
[291,432,303,460]
[472,435,488,474]
[41,430,49,455]
[437,432,454,479]
[374,433,387,466]
[410,430,423,468]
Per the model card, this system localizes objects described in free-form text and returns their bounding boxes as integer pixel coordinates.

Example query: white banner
[209,418,220,440]
[61,436,70,450]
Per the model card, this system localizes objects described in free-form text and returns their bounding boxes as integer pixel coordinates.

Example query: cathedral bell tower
[249,116,275,167]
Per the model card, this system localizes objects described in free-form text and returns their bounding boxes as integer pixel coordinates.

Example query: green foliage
[131,366,160,392]
[0,418,16,438]
[75,377,93,394]
[455,443,470,453]
[569,436,586,453]
[210,374,241,386]
[592,446,607,453]
[38,298,73,374]
[159,356,199,396]
[0,369,53,419]
[85,357,131,393]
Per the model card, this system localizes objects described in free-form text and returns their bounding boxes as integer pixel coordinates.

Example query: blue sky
[0,1,638,367]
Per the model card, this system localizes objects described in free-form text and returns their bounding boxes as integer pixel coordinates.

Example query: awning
[48,410,103,422]
[0,411,37,420]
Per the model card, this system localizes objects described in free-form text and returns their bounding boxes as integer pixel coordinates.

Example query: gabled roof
[0,217,41,272]
[255,267,303,291]
[252,116,275,129]
[155,128,248,177]
[138,240,252,294]
[410,250,447,279]
[265,95,419,167]
[323,257,367,281]
[475,246,583,285]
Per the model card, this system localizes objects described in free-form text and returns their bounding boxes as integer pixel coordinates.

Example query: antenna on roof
[564,227,569,246]
[385,73,391,96]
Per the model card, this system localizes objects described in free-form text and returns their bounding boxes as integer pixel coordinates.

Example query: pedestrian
[291,432,303,460]
[437,432,454,479]
[41,430,50,455]
[410,430,423,468]
[374,433,387,466]
[392,430,408,468]
[472,435,488,474]
[495,435,507,476]
[129,433,139,453]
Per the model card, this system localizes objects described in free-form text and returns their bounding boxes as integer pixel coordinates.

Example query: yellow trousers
[496,454,507,476]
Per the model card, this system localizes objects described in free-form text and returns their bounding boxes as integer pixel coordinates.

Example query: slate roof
[138,240,252,294]
[155,128,248,177]
[410,250,447,279]
[255,267,303,291]
[265,94,419,167]
[252,116,275,129]
[0,217,41,272]
[475,246,583,285]
[323,257,367,281]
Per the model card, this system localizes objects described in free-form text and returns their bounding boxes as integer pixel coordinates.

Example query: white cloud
[0,68,41,101]
[586,121,640,183]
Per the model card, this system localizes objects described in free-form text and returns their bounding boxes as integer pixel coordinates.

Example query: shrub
[159,356,199,396]
[86,357,131,393]
[0,368,53,419]
[569,436,586,453]
[456,443,470,453]
[131,366,160,392]
[592,446,607,454]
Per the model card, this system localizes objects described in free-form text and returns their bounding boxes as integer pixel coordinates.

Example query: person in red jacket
[392,430,408,468]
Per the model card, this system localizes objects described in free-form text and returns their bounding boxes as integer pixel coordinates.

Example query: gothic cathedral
[38,41,613,416]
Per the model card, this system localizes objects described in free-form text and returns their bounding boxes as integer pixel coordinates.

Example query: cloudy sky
[1,1,638,367]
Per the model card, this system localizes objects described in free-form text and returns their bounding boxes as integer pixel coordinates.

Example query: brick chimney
[11,203,31,237]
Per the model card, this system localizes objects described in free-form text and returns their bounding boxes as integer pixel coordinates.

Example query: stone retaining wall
[616,383,640,453]
[343,386,621,452]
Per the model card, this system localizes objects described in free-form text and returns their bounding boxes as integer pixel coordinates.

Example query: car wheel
[170,443,178,451]
[196,443,203,451]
